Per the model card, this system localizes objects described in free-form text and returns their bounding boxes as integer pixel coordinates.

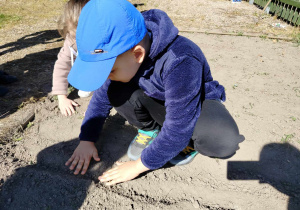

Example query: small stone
[158,173,165,180]
[7,198,11,204]
[192,200,200,209]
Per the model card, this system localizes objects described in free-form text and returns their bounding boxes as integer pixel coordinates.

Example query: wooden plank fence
[253,0,300,25]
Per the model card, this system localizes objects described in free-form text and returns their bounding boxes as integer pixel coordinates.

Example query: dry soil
[0,0,300,210]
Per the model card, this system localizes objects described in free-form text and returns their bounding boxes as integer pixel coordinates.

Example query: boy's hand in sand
[99,158,149,185]
[58,95,79,116]
[65,141,100,175]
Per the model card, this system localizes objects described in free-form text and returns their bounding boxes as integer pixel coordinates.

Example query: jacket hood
[142,9,179,59]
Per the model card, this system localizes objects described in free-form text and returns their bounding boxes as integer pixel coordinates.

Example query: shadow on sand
[0,30,63,56]
[227,143,300,210]
[0,114,137,210]
[0,30,62,118]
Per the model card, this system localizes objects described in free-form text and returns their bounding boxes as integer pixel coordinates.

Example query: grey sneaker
[127,128,159,160]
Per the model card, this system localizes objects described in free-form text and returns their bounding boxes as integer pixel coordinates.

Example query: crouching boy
[66,0,244,185]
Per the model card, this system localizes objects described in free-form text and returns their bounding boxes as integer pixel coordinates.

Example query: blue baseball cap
[67,0,147,91]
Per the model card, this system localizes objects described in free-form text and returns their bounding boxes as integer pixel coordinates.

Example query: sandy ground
[0,0,300,209]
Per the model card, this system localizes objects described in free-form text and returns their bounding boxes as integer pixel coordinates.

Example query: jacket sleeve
[79,80,112,142]
[141,56,204,169]
[51,36,77,95]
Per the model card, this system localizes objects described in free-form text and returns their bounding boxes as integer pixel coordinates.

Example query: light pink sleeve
[51,35,77,95]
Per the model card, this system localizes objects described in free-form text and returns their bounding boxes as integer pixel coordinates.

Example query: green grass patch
[259,35,267,39]
[67,86,75,95]
[291,32,300,45]
[293,87,300,97]
[26,121,34,129]
[281,133,294,143]
[14,137,23,141]
[0,0,66,29]
[237,31,243,36]
[52,95,58,101]
[0,13,21,28]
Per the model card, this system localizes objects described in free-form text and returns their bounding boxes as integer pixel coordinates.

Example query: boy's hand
[99,158,149,185]
[58,95,79,116]
[65,141,100,175]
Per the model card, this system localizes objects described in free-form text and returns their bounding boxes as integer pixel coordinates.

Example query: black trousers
[107,81,244,158]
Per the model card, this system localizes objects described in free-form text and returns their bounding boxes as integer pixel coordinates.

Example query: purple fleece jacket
[79,9,225,170]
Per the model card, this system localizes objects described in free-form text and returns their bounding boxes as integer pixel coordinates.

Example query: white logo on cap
[91,49,108,54]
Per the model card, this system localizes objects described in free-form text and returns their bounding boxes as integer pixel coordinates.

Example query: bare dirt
[0,0,300,209]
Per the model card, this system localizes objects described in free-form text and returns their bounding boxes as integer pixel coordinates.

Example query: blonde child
[52,0,90,116]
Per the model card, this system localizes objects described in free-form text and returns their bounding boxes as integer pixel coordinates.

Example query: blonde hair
[58,0,90,39]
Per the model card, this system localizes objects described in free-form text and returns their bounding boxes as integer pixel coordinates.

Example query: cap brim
[68,56,117,92]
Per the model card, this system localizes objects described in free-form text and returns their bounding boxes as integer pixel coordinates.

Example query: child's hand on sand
[99,158,149,185]
[58,95,79,116]
[65,141,100,175]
